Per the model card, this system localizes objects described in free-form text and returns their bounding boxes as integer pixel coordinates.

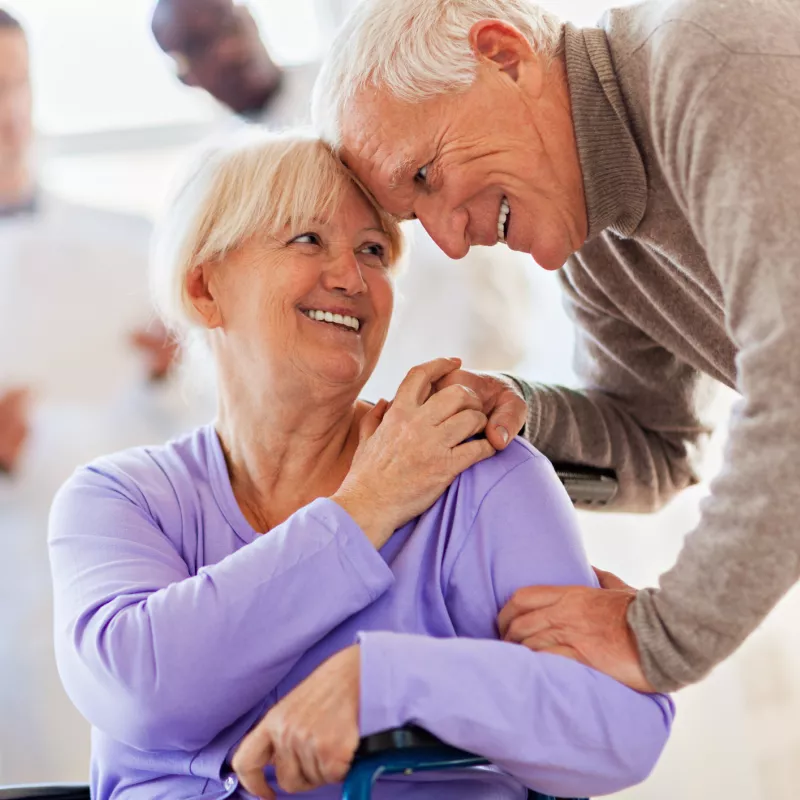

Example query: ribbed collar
[563,22,647,240]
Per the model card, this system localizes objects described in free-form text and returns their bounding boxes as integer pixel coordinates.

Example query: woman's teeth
[303,309,361,332]
[497,197,510,243]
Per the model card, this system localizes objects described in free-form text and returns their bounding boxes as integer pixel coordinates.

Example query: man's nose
[415,201,470,260]
[323,253,367,295]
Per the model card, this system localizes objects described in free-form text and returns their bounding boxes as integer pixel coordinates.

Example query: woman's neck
[215,381,367,533]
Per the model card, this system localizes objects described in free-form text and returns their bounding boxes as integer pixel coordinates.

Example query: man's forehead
[342,93,423,179]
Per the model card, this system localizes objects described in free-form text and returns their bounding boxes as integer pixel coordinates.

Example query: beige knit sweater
[513,0,800,692]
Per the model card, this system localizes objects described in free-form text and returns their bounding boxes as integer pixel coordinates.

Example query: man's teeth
[497,196,510,243]
[303,309,361,331]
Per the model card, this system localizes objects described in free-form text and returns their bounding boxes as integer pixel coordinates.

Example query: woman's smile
[298,305,363,335]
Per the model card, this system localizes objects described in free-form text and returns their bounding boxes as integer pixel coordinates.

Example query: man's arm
[510,259,714,512]
[630,47,800,691]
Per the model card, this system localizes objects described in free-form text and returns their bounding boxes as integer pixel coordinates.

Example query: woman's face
[208,180,395,394]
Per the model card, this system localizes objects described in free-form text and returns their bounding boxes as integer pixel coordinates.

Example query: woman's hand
[232,645,361,799]
[333,357,496,547]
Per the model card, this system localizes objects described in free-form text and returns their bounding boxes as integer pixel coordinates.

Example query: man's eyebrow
[388,158,415,190]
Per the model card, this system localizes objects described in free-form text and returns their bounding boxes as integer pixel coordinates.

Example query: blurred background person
[150,0,533,400]
[0,7,206,784]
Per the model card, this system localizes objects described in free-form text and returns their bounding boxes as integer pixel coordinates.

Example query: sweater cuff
[356,631,405,736]
[628,587,710,693]
[307,498,395,603]
[501,373,541,444]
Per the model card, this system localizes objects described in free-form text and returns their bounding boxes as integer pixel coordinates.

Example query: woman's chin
[309,353,371,390]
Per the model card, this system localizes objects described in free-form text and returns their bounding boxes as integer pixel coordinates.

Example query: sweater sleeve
[48,464,394,752]
[629,48,800,690]
[358,448,673,798]
[510,261,715,512]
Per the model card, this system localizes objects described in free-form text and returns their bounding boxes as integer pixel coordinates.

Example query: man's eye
[415,165,429,184]
[289,233,321,245]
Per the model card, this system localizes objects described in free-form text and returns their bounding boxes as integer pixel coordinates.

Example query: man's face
[340,62,586,270]
[152,0,275,114]
[0,29,32,174]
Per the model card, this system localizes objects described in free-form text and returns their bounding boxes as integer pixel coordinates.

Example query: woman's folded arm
[49,460,394,753]
[358,444,673,797]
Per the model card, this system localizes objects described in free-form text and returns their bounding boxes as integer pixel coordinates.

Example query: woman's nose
[323,253,367,295]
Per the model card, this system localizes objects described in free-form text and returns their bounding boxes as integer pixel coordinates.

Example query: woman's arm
[358,445,674,797]
[49,461,394,753]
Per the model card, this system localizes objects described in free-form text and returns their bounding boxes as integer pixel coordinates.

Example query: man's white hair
[312,0,562,147]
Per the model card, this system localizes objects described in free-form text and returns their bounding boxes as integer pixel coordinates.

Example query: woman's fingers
[439,409,488,447]
[393,358,462,408]
[273,747,316,795]
[451,437,495,473]
[231,727,277,799]
[358,399,389,443]
[422,382,484,426]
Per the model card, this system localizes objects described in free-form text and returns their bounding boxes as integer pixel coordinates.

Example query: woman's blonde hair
[151,127,405,333]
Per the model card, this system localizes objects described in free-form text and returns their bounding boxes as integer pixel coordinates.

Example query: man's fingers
[593,566,635,591]
[502,609,555,644]
[525,641,582,664]
[232,729,277,799]
[497,585,572,637]
[485,387,527,451]
[394,358,462,408]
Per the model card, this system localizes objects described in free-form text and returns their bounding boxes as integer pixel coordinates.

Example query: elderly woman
[49,130,672,800]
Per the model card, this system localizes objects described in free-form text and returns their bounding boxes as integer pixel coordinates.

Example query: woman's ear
[468,19,535,83]
[186,262,223,330]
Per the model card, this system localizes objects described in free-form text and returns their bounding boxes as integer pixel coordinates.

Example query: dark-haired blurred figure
[0,8,205,784]
[150,0,532,401]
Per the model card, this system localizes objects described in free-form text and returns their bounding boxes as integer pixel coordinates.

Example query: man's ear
[468,19,534,82]
[186,262,223,330]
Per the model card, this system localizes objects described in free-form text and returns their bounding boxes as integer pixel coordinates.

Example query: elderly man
[311,0,800,696]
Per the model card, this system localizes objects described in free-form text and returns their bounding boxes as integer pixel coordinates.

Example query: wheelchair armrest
[552,463,617,508]
[0,785,91,800]
[350,727,587,800]
[356,725,449,756]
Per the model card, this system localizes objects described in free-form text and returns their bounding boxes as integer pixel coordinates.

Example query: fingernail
[497,426,509,444]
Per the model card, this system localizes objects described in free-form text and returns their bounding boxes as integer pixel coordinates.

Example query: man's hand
[434,369,526,451]
[130,323,179,381]
[0,387,31,473]
[232,645,361,799]
[498,568,656,693]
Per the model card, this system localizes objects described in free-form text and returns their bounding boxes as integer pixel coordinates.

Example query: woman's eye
[359,243,387,263]
[289,232,321,246]
[415,164,429,184]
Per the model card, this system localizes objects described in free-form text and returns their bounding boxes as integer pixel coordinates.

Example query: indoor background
[1,1,799,797]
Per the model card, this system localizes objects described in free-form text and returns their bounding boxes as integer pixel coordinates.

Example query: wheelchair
[0,726,587,800]
[0,466,609,800]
